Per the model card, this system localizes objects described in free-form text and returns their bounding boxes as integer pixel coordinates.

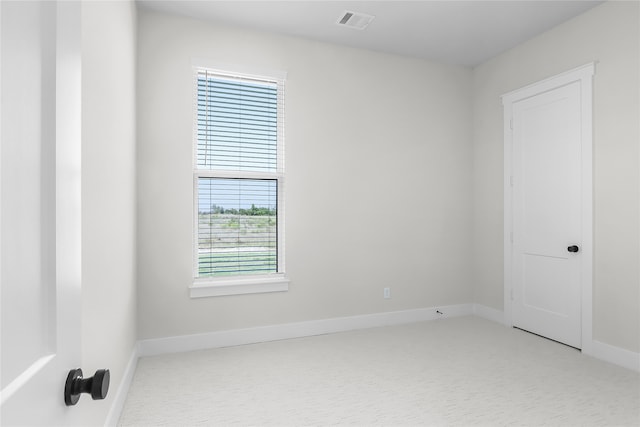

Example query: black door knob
[64,368,110,406]
[567,245,580,253]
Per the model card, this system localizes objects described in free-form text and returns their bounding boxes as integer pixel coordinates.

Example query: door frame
[502,63,594,354]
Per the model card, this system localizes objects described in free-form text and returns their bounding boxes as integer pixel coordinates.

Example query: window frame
[190,63,288,298]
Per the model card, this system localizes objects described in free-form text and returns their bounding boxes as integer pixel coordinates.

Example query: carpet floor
[119,316,639,426]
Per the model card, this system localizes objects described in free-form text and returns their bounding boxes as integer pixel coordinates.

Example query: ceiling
[138,0,604,67]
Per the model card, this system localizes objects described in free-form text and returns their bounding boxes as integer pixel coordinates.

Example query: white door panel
[1,0,56,391]
[509,81,584,349]
[1,1,82,424]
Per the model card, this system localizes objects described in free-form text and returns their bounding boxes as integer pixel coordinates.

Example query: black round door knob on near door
[64,368,110,406]
[567,245,580,253]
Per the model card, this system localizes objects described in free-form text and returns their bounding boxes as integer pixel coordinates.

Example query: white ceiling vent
[336,10,375,30]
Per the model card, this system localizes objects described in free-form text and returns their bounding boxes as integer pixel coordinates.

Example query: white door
[1,1,83,425]
[503,64,594,350]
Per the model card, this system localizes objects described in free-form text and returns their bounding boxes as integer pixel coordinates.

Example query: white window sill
[190,275,289,298]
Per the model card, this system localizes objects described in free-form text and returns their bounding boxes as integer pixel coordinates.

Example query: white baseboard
[138,304,473,357]
[472,303,505,324]
[104,344,139,427]
[589,339,640,373]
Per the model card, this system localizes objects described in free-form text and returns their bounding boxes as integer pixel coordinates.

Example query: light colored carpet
[119,316,639,426]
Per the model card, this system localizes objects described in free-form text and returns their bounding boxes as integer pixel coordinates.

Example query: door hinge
[510,118,513,130]
[510,231,514,243]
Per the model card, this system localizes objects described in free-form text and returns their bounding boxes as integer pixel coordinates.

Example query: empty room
[1,0,638,425]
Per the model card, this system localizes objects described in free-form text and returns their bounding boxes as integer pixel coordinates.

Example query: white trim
[579,63,594,355]
[191,58,288,82]
[503,98,514,329]
[104,345,140,427]
[590,340,640,373]
[196,170,284,180]
[501,63,594,351]
[138,304,474,357]
[501,63,595,104]
[472,304,504,324]
[190,275,289,298]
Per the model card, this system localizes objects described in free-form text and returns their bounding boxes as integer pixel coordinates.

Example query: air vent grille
[336,10,375,30]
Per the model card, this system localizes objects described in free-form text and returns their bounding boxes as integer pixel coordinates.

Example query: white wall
[472,1,639,352]
[80,1,137,424]
[136,9,473,339]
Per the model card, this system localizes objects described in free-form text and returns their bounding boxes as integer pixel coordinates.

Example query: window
[192,66,287,297]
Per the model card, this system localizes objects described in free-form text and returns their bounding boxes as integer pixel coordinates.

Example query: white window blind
[196,71,279,172]
[194,68,285,280]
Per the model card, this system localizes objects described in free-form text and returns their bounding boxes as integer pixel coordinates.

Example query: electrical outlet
[383,287,391,299]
